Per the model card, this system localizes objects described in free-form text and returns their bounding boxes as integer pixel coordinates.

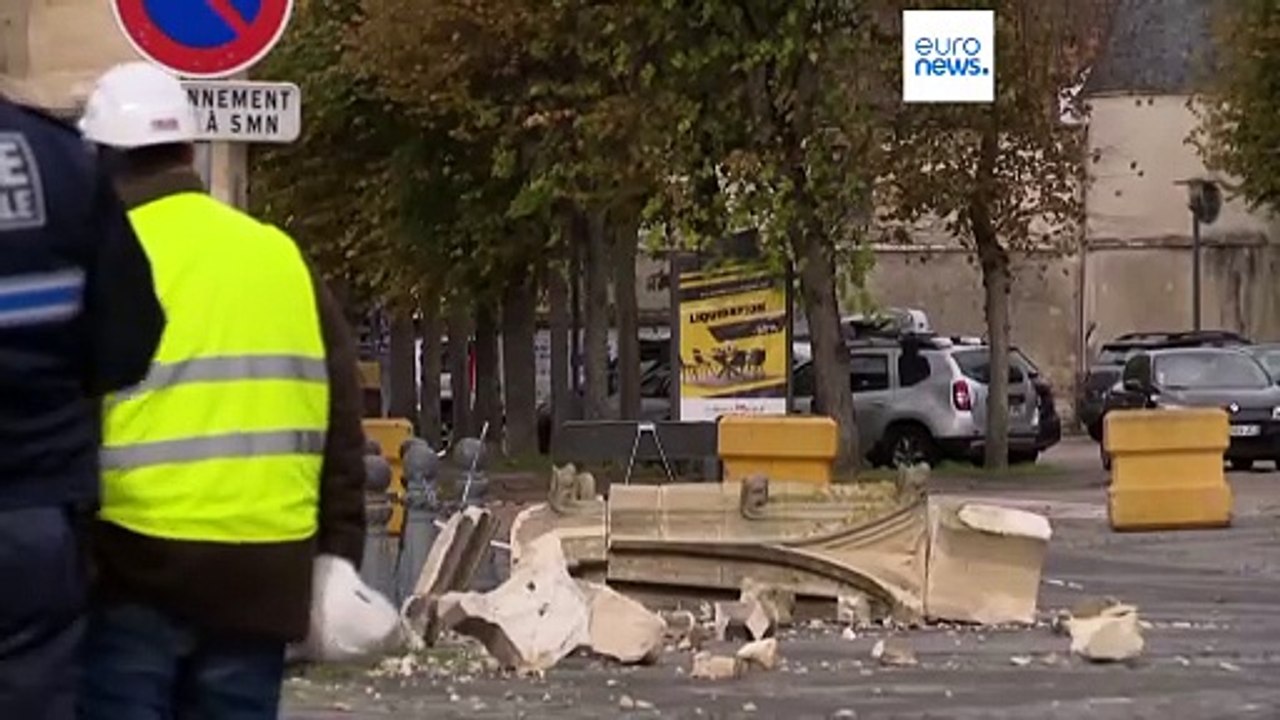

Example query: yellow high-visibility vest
[100,192,329,543]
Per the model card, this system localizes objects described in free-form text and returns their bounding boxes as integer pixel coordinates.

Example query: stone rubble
[736,638,780,670]
[579,581,667,665]
[1067,602,1145,663]
[690,651,744,680]
[435,534,590,673]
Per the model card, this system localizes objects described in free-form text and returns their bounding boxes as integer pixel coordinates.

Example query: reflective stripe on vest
[101,192,329,544]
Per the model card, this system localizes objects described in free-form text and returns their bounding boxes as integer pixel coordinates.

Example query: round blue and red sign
[111,0,294,78]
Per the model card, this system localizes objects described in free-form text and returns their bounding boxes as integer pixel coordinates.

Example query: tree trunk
[612,209,642,420]
[980,249,1012,470]
[386,306,417,422]
[446,298,473,440]
[973,108,1009,470]
[793,231,858,471]
[473,298,502,442]
[418,291,444,448]
[582,209,612,421]
[569,218,584,411]
[501,272,538,457]
[547,263,572,449]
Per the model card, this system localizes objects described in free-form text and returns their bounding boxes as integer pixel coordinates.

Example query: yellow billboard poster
[676,266,789,422]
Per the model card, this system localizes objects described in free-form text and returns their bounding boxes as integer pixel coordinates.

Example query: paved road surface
[285,437,1280,719]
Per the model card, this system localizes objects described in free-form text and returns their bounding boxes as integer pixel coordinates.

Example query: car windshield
[1154,351,1270,390]
[952,349,1026,384]
[1248,348,1280,380]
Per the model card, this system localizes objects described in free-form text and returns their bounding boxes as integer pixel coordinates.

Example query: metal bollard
[360,454,399,599]
[394,439,441,606]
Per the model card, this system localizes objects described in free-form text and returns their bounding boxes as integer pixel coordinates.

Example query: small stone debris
[619,695,636,710]
[1218,661,1242,673]
[714,599,773,642]
[741,578,796,628]
[832,710,859,719]
[1067,603,1144,663]
[837,593,873,628]
[736,638,780,671]
[841,627,858,641]
[1010,655,1033,667]
[871,638,918,668]
[743,701,759,712]
[690,651,744,680]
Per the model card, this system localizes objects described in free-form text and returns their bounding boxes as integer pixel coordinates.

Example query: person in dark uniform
[0,95,164,720]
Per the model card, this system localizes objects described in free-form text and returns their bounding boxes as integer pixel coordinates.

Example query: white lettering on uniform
[0,132,47,231]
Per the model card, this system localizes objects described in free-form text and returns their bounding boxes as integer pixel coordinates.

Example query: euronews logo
[902,10,995,103]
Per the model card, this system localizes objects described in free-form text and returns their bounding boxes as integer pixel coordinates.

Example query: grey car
[794,337,1046,467]
[1077,330,1250,442]
[1103,347,1280,471]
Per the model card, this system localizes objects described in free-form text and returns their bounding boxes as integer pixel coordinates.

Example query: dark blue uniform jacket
[0,99,163,509]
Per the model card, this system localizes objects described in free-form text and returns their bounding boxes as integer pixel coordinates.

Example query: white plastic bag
[289,555,401,663]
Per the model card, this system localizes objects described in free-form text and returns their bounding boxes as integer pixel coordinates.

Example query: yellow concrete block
[718,415,837,485]
[363,418,415,535]
[1104,409,1232,531]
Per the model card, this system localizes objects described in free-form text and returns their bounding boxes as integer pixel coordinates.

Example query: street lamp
[1176,178,1222,331]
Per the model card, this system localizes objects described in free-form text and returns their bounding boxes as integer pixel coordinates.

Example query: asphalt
[284,437,1280,719]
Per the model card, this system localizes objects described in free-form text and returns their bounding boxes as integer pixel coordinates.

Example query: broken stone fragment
[740,578,795,628]
[871,637,918,667]
[690,651,743,680]
[925,502,1052,626]
[736,638,780,671]
[714,599,773,642]
[661,610,697,641]
[1067,603,1144,663]
[435,535,590,673]
[579,581,666,665]
[837,593,873,628]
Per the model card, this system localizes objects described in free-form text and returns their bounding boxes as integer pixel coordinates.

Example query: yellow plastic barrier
[362,418,415,534]
[718,415,837,485]
[1104,408,1233,531]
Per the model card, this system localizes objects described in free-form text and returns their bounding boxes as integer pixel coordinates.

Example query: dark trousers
[79,604,286,720]
[0,506,87,720]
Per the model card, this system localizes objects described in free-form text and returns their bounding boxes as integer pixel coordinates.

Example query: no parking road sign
[112,0,295,79]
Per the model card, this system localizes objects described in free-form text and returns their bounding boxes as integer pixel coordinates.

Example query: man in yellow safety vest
[76,62,368,719]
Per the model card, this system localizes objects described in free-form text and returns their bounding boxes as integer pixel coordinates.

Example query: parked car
[1013,348,1063,452]
[1243,343,1280,381]
[1076,330,1250,442]
[794,335,1049,467]
[1101,347,1280,471]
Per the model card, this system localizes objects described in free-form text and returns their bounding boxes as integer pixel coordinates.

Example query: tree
[643,0,882,468]
[1191,0,1280,212]
[251,0,416,304]
[878,0,1097,468]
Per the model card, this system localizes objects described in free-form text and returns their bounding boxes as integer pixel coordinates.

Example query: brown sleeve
[309,265,367,566]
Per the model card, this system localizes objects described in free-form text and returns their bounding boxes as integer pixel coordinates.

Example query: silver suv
[794,337,1044,466]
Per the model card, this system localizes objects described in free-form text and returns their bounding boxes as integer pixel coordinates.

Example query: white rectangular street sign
[181,81,302,144]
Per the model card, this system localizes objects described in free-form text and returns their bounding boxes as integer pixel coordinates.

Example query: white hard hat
[79,62,197,149]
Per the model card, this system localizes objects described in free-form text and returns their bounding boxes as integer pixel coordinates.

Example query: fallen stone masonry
[1067,602,1145,663]
[402,506,499,644]
[434,534,591,673]
[514,466,1055,630]
[925,501,1053,625]
[578,581,667,665]
[736,637,780,670]
[690,651,744,680]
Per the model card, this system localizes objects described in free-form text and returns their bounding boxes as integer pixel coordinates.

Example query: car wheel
[1229,458,1255,472]
[882,423,939,469]
[1010,450,1040,465]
